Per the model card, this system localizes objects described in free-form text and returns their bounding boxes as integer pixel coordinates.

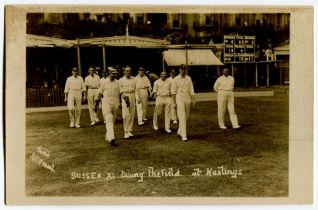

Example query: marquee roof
[26,34,169,48]
[164,49,223,66]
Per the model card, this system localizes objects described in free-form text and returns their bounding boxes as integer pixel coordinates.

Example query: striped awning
[274,44,289,55]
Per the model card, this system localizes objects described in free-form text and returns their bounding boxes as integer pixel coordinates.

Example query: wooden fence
[26,87,65,107]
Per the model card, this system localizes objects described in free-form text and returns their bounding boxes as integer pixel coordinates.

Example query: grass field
[26,93,288,197]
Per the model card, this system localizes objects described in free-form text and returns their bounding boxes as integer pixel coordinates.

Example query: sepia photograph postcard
[4,5,313,205]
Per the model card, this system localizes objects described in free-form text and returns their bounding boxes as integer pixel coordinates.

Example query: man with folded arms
[213,67,241,130]
[85,66,100,126]
[153,71,172,133]
[64,67,86,128]
[135,67,152,125]
[119,66,139,139]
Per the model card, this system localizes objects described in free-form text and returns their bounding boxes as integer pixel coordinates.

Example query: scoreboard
[224,35,255,63]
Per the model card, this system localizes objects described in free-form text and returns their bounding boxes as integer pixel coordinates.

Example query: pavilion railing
[26,87,65,108]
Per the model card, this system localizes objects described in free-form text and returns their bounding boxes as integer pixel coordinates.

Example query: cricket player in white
[100,68,109,124]
[64,67,86,128]
[213,67,240,129]
[167,69,178,124]
[135,67,152,125]
[153,71,172,133]
[119,66,139,139]
[96,68,120,146]
[172,65,195,141]
[85,67,100,126]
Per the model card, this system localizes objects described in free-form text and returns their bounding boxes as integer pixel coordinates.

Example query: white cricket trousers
[136,89,149,122]
[67,90,82,125]
[121,93,136,132]
[102,100,118,141]
[217,90,239,128]
[176,93,191,138]
[153,96,171,129]
[87,89,99,122]
[170,97,177,121]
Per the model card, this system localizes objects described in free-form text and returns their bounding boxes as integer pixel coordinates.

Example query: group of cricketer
[64,64,240,147]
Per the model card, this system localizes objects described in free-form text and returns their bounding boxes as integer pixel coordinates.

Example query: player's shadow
[189,123,252,141]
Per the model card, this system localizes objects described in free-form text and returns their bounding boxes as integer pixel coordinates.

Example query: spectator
[52,80,59,90]
[40,80,51,107]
